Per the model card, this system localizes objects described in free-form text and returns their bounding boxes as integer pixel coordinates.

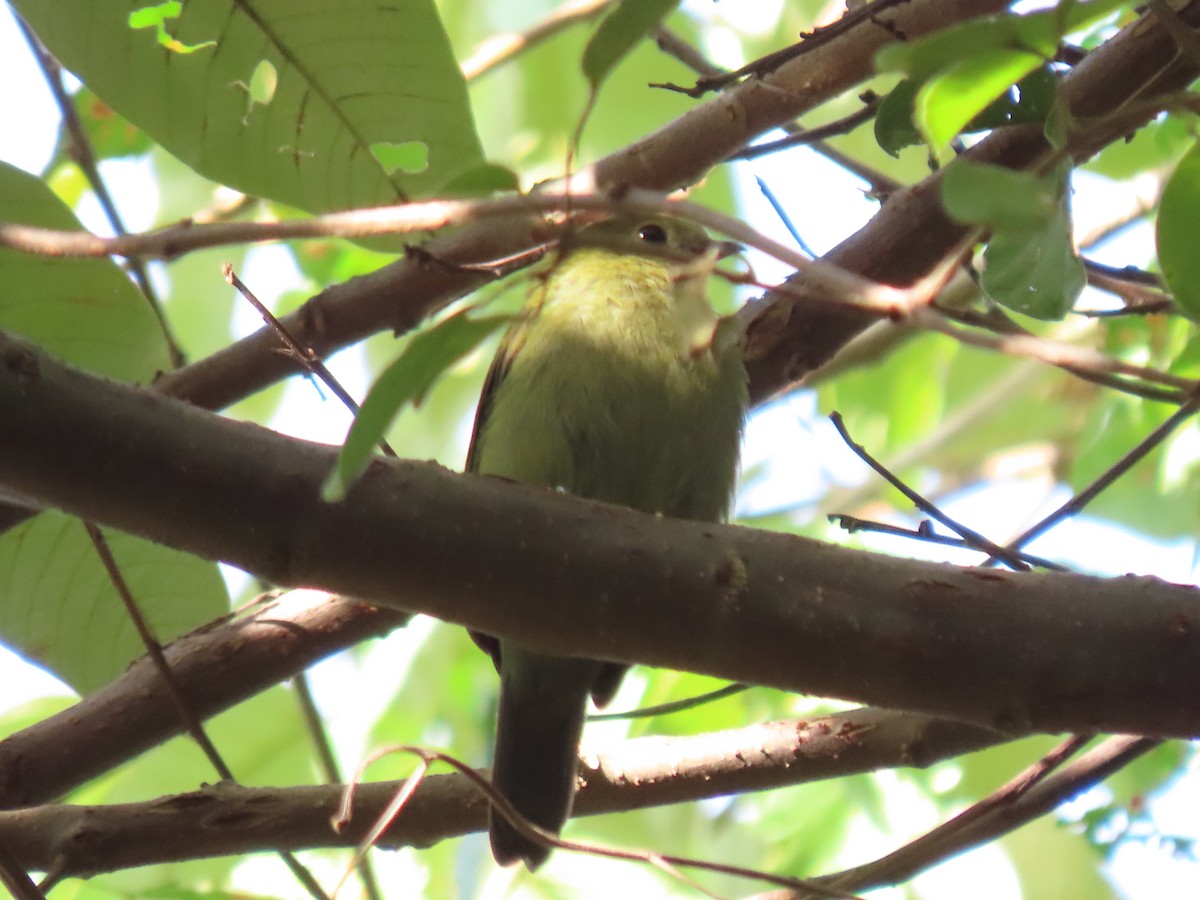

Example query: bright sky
[0,2,1197,897]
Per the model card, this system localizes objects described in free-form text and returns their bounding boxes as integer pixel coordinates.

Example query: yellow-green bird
[466,214,747,869]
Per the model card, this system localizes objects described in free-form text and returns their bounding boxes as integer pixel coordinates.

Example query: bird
[465,213,748,869]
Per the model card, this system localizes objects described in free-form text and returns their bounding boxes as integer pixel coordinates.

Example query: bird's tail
[489,647,601,870]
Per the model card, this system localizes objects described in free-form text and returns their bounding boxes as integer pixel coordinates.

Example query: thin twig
[931,305,1186,404]
[754,176,817,257]
[84,522,235,781]
[912,306,1196,395]
[1084,259,1162,287]
[461,0,616,81]
[653,25,724,78]
[654,23,898,197]
[295,671,343,784]
[654,0,913,97]
[334,750,432,898]
[849,734,1096,875]
[798,736,1159,899]
[0,832,43,900]
[986,393,1200,564]
[0,190,916,316]
[809,136,902,199]
[588,683,749,721]
[85,523,331,900]
[224,264,397,458]
[339,746,863,898]
[1080,259,1175,315]
[829,516,1067,570]
[829,413,1031,570]
[730,97,880,161]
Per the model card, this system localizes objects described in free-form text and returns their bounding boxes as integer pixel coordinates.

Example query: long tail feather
[489,647,601,869]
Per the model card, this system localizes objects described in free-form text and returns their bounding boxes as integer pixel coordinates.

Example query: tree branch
[739,0,1200,400]
[0,708,1004,876]
[0,591,406,808]
[3,330,1200,737]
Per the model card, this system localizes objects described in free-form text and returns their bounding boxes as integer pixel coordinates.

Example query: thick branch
[3,331,1200,737]
[0,709,1004,876]
[0,592,406,808]
[739,0,1200,398]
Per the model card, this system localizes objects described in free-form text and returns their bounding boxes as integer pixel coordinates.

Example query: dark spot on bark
[2,346,38,384]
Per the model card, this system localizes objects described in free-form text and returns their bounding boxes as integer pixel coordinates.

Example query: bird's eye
[637,223,668,245]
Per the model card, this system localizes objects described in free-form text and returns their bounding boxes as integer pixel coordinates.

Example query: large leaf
[12,0,485,215]
[981,197,1084,320]
[1157,139,1200,320]
[943,161,1061,232]
[943,161,1083,319]
[0,512,228,694]
[0,161,171,381]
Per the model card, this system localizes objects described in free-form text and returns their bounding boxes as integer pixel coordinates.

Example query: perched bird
[466,214,747,869]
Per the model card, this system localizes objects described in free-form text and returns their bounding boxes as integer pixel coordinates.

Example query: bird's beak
[714,239,742,260]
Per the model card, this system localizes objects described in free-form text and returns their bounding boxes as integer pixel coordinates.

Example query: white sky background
[0,0,1199,897]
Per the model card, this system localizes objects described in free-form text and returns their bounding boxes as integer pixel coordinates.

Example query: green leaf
[583,0,678,88]
[0,162,171,381]
[439,162,522,197]
[916,49,1044,147]
[874,79,922,157]
[967,65,1059,132]
[875,0,1123,146]
[324,311,511,500]
[942,161,1060,232]
[942,160,1083,318]
[876,0,1126,80]
[1087,111,1195,180]
[876,66,1059,155]
[1157,139,1200,319]
[12,0,485,212]
[0,512,228,694]
[967,162,1083,320]
[981,198,1084,319]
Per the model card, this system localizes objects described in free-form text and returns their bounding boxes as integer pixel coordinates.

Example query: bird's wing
[464,301,538,475]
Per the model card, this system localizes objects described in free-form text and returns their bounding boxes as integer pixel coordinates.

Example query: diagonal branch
[782,736,1161,899]
[0,591,407,808]
[739,0,1200,400]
